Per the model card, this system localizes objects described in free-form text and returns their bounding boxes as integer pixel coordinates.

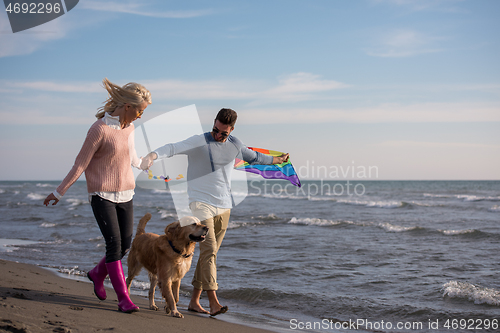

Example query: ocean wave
[490,205,500,212]
[424,193,500,202]
[231,191,249,197]
[337,199,405,209]
[0,239,39,252]
[228,220,264,229]
[40,222,57,228]
[438,229,476,236]
[377,222,420,233]
[36,183,54,188]
[26,193,45,200]
[66,198,87,206]
[129,280,150,291]
[0,189,5,194]
[262,193,306,200]
[289,218,422,233]
[159,209,176,219]
[254,213,280,221]
[58,266,87,277]
[288,217,342,226]
[442,281,500,306]
[150,188,186,194]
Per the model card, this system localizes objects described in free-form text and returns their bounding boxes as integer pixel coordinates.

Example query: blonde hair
[95,78,152,119]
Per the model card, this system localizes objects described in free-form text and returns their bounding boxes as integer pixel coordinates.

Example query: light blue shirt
[153,133,273,208]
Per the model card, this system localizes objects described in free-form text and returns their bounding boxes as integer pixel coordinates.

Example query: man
[141,108,288,316]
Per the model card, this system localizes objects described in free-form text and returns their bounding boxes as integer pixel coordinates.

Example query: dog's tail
[136,213,152,236]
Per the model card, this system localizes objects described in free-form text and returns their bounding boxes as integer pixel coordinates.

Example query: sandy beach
[0,259,275,333]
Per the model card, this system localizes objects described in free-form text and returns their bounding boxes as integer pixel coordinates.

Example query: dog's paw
[171,311,184,318]
[150,304,159,311]
[164,306,171,315]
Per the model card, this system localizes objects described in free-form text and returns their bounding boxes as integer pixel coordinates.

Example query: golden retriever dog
[126,213,208,318]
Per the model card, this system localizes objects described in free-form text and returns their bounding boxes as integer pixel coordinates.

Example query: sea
[0,180,499,333]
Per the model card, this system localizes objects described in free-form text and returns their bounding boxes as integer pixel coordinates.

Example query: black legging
[90,195,134,263]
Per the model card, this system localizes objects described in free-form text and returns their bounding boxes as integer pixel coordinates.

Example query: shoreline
[0,259,278,333]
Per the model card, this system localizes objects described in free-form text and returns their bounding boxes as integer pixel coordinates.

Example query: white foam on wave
[151,188,186,194]
[231,191,248,197]
[288,217,342,226]
[66,198,86,206]
[0,189,5,194]
[228,221,248,229]
[263,193,305,200]
[255,213,279,221]
[337,199,404,209]
[159,209,176,219]
[36,183,54,188]
[439,229,475,236]
[424,193,500,202]
[0,239,38,252]
[151,189,169,194]
[27,193,45,200]
[130,280,150,291]
[58,266,87,277]
[378,222,417,233]
[40,222,56,228]
[490,205,500,212]
[443,281,500,306]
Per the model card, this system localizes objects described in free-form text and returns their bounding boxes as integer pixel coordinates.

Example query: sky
[0,0,499,181]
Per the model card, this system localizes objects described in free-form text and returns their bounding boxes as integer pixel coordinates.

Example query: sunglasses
[212,126,229,138]
[135,106,145,117]
[125,104,145,117]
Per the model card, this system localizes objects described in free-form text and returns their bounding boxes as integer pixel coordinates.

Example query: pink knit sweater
[56,120,136,196]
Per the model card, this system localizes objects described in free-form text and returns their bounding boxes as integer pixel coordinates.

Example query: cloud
[260,73,349,102]
[375,141,499,149]
[370,0,466,13]
[0,1,213,58]
[80,1,214,18]
[2,77,499,125]
[0,11,67,58]
[8,81,103,93]
[145,73,349,102]
[2,73,348,102]
[366,29,445,57]
[0,109,91,125]
[238,102,500,124]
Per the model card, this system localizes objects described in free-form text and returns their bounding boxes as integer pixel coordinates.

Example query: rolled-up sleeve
[153,134,206,160]
[241,147,274,165]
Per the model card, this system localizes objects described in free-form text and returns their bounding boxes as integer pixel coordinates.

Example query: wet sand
[0,259,275,333]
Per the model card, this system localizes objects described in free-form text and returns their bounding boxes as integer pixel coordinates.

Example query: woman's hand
[140,152,158,170]
[43,193,59,206]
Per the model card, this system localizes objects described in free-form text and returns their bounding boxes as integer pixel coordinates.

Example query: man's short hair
[215,108,237,127]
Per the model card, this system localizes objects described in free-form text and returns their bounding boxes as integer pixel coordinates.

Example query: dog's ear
[165,221,180,237]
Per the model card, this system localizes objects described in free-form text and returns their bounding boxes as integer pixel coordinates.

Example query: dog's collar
[168,240,193,258]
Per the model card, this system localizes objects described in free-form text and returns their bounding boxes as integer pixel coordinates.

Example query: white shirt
[53,113,141,203]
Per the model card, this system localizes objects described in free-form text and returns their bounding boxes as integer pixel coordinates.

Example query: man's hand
[140,152,158,170]
[273,153,289,165]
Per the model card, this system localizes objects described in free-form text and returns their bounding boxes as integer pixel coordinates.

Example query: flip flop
[210,305,228,317]
[188,307,210,314]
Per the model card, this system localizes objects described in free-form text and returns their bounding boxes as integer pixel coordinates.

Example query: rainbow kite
[234,147,301,187]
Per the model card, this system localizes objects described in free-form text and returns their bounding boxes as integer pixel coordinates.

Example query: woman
[43,78,152,313]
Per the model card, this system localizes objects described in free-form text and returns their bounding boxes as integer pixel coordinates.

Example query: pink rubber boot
[87,256,107,300]
[105,261,139,313]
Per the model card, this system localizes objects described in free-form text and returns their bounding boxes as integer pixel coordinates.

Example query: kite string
[142,169,184,182]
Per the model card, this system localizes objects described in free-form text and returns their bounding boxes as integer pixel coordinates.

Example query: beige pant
[189,201,231,291]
